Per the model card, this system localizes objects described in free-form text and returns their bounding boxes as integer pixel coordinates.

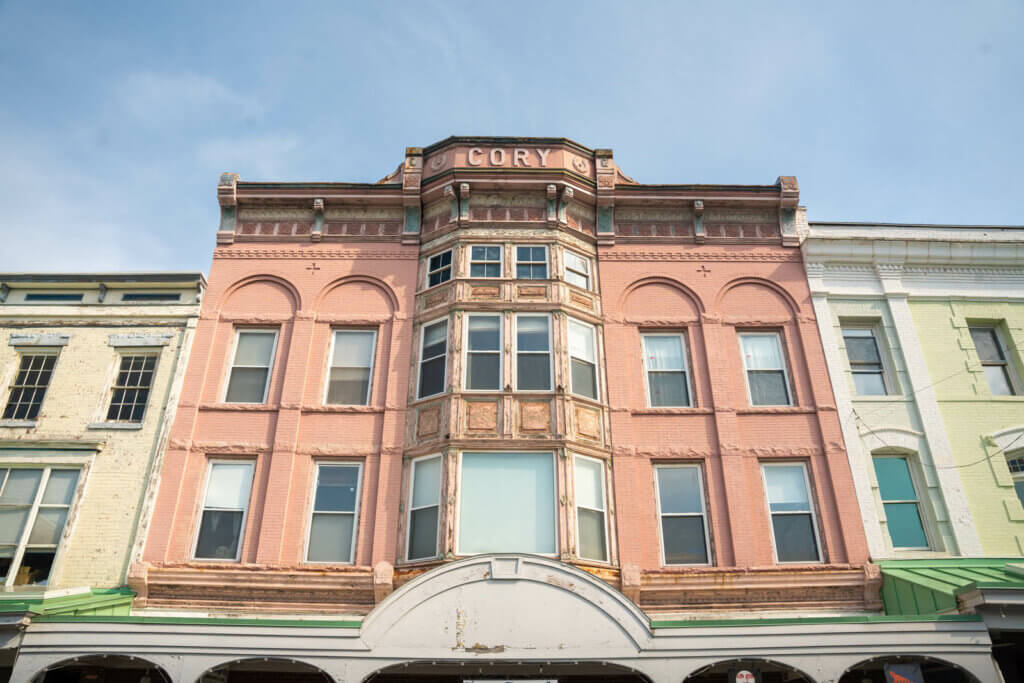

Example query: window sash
[574,455,608,562]
[417,319,449,399]
[761,463,821,563]
[843,328,891,396]
[469,245,503,278]
[969,327,1017,395]
[873,456,929,549]
[564,251,591,290]
[0,466,80,587]
[427,250,453,287]
[464,315,502,391]
[225,330,277,404]
[194,461,254,561]
[306,463,363,564]
[642,334,692,407]
[514,315,552,391]
[515,246,549,280]
[407,455,442,561]
[654,465,710,566]
[106,354,157,422]
[569,319,599,400]
[740,333,791,406]
[3,353,58,421]
[326,330,377,405]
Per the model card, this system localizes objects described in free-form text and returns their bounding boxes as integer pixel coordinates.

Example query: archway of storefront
[838,656,981,683]
[364,660,652,683]
[683,659,816,683]
[29,655,172,683]
[195,658,333,683]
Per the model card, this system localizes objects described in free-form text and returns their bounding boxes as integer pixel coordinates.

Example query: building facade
[0,273,204,678]
[803,222,1024,680]
[4,142,1007,683]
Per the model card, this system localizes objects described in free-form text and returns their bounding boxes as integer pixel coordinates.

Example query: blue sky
[1,1,1021,272]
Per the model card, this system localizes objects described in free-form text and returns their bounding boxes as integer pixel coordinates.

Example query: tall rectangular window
[458,452,555,554]
[642,334,691,407]
[515,246,548,280]
[574,455,608,562]
[464,315,501,391]
[306,463,362,563]
[427,250,452,287]
[569,319,599,400]
[0,467,80,586]
[106,355,157,422]
[194,461,254,560]
[225,330,277,404]
[843,328,889,396]
[326,330,377,405]
[655,465,710,565]
[564,251,591,290]
[3,354,57,421]
[740,332,791,406]
[873,456,929,549]
[515,315,551,391]
[761,463,820,563]
[469,245,502,278]
[417,319,448,399]
[407,455,441,561]
[969,326,1018,396]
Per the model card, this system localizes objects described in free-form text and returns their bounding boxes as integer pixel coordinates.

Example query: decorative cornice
[214,249,418,260]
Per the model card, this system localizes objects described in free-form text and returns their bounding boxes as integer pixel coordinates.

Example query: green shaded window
[873,456,929,549]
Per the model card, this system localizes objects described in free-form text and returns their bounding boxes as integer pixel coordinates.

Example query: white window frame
[191,459,255,562]
[512,314,554,392]
[454,450,558,557]
[841,324,896,397]
[426,249,453,289]
[323,329,378,406]
[563,250,592,290]
[739,331,793,407]
[969,325,1022,396]
[468,244,503,279]
[641,332,693,407]
[416,317,449,400]
[304,461,364,565]
[573,454,609,563]
[568,318,600,401]
[872,454,932,551]
[653,464,711,567]
[514,245,549,280]
[760,462,822,564]
[405,453,442,562]
[463,314,503,392]
[0,465,81,587]
[223,328,279,404]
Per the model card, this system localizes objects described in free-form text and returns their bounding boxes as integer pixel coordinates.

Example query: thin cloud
[115,71,262,126]
[195,134,302,180]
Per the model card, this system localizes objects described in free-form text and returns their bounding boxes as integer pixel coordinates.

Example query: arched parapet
[619,276,705,323]
[714,276,802,321]
[217,274,301,319]
[360,554,652,656]
[10,653,177,683]
[315,275,400,319]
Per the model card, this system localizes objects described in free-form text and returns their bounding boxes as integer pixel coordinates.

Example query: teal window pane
[884,502,928,548]
[1013,480,1024,508]
[873,458,917,501]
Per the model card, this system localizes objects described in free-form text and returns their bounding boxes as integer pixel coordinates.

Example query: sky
[0,1,1021,273]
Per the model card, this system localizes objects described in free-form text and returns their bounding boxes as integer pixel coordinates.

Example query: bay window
[515,315,552,391]
[515,246,548,280]
[564,251,591,290]
[464,315,501,391]
[417,319,448,399]
[574,455,608,562]
[469,245,502,278]
[406,455,441,561]
[569,319,598,400]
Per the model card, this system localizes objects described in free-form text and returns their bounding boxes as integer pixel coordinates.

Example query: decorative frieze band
[214,249,418,260]
[600,251,800,262]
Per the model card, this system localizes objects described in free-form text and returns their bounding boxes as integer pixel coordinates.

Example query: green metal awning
[879,558,1024,616]
[0,587,135,618]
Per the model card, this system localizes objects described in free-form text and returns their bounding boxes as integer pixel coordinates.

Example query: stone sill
[87,422,144,431]
[0,420,36,428]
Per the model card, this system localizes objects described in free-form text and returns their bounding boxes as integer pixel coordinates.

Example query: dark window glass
[106,355,156,422]
[515,246,548,280]
[418,321,448,398]
[427,251,452,287]
[3,355,56,420]
[661,516,708,565]
[121,293,181,301]
[770,514,819,563]
[195,510,244,559]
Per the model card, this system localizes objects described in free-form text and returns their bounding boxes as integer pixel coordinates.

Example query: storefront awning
[879,558,1024,618]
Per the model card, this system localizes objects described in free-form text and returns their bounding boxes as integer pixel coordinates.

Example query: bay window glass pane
[412,458,441,509]
[205,463,254,509]
[883,502,928,548]
[235,332,275,366]
[644,336,683,370]
[195,510,243,559]
[852,372,887,396]
[459,452,555,554]
[983,365,1013,396]
[518,356,551,391]
[419,359,445,397]
[574,457,604,510]
[763,466,810,513]
[408,507,439,560]
[467,355,500,390]
[569,322,596,363]
[656,468,703,514]
[661,517,708,565]
[225,367,269,403]
[649,373,689,407]
[577,508,606,561]
[516,316,551,391]
[314,466,359,512]
[28,508,68,545]
[771,514,818,562]
[741,335,783,369]
[1014,480,1024,508]
[419,320,448,397]
[569,321,597,399]
[516,316,549,351]
[571,360,598,399]
[423,321,448,358]
[0,510,30,544]
[873,458,916,501]
[466,317,501,391]
[0,469,42,504]
[748,371,789,405]
[307,514,354,562]
[468,316,500,351]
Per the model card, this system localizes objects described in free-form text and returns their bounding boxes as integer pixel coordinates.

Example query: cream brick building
[0,274,203,623]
